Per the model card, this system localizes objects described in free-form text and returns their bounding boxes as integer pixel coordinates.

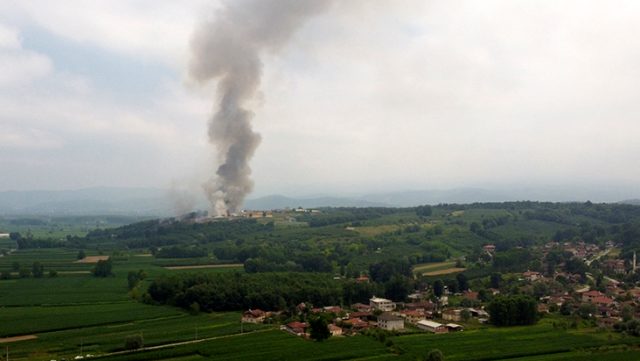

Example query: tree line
[146,272,391,312]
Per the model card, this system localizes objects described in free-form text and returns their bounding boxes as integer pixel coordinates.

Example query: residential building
[377,312,404,331]
[241,309,266,323]
[603,259,626,274]
[483,244,496,253]
[522,270,542,282]
[582,290,605,303]
[344,317,369,330]
[284,321,308,336]
[352,303,372,312]
[463,290,479,301]
[398,309,425,324]
[442,308,462,322]
[328,324,343,336]
[370,296,395,312]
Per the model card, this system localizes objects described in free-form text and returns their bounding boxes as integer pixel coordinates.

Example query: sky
[1,1,639,200]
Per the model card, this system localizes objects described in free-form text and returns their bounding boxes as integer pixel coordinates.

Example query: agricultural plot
[164,263,243,270]
[0,249,82,271]
[390,320,637,361]
[354,224,401,237]
[0,274,130,305]
[0,238,15,249]
[0,303,183,337]
[95,330,391,361]
[0,247,268,361]
[413,261,465,276]
[2,310,270,361]
[152,258,228,268]
[509,349,640,361]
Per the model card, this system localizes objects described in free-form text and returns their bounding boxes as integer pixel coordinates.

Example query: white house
[370,296,395,312]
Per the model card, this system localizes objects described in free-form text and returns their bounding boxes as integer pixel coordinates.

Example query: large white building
[370,296,395,311]
[417,320,448,333]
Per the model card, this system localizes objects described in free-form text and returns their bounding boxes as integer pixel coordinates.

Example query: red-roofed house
[593,296,614,306]
[463,290,479,301]
[242,309,267,323]
[345,318,369,329]
[405,301,436,311]
[323,306,342,314]
[399,309,425,324]
[582,290,605,303]
[522,270,542,282]
[352,303,372,312]
[348,311,372,320]
[284,321,308,336]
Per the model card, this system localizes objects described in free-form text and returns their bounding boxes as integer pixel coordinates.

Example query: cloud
[0,126,63,149]
[2,0,212,67]
[0,1,639,200]
[247,1,640,194]
[0,23,52,86]
[0,18,210,190]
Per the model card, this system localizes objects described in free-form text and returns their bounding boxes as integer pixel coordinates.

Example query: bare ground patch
[0,335,37,343]
[164,264,243,270]
[75,255,110,263]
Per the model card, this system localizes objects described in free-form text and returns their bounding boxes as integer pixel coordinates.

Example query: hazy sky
[1,1,639,199]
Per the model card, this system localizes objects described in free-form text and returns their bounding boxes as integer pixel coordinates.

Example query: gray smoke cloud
[189,0,332,216]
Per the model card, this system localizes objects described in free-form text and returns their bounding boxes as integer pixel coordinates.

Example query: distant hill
[621,199,640,206]
[243,195,388,210]
[0,187,173,216]
[1,186,638,216]
[362,188,517,207]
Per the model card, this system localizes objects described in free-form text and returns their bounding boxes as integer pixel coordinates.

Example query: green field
[72,320,640,361]
[0,248,254,360]
[390,319,640,361]
[1,204,640,360]
[95,330,391,361]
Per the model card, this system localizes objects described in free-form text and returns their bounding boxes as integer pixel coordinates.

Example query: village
[240,239,640,339]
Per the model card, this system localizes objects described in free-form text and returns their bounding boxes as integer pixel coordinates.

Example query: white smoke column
[190,0,332,216]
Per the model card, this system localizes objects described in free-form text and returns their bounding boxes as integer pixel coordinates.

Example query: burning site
[189,0,332,217]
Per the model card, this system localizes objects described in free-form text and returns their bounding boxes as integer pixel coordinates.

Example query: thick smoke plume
[190,0,331,216]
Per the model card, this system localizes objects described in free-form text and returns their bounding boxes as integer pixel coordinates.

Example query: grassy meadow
[2,204,640,360]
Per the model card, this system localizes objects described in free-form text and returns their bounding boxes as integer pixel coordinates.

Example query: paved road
[585,247,612,266]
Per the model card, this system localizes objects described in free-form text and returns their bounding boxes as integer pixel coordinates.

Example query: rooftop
[418,320,443,328]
